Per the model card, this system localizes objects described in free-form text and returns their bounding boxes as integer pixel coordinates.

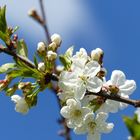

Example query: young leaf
[123,115,140,139]
[33,54,38,68]
[0,6,7,33]
[17,39,28,57]
[0,30,10,44]
[0,63,16,74]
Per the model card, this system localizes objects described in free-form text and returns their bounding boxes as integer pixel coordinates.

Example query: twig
[51,86,71,140]
[39,0,51,44]
[49,74,140,108]
[86,90,140,108]
[0,46,35,68]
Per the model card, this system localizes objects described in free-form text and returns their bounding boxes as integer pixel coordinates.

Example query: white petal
[119,80,136,95]
[74,81,86,100]
[72,48,88,67]
[84,61,100,77]
[84,113,95,124]
[60,106,70,118]
[74,126,87,134]
[110,70,126,86]
[58,71,77,90]
[87,132,101,140]
[11,95,22,103]
[95,112,108,124]
[82,107,91,116]
[87,77,103,93]
[67,99,81,109]
[66,120,75,128]
[15,98,29,114]
[98,122,114,133]
[105,100,120,113]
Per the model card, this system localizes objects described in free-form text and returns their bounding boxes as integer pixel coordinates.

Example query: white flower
[71,48,88,69]
[59,60,103,100]
[60,99,91,128]
[51,33,61,46]
[37,42,46,53]
[38,62,45,72]
[47,51,57,61]
[91,48,103,62]
[11,95,29,114]
[135,108,140,123]
[98,70,136,113]
[58,90,74,102]
[74,112,114,140]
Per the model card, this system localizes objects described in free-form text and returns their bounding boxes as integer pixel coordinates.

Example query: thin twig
[86,90,140,108]
[39,0,51,44]
[49,74,140,108]
[51,86,71,140]
[0,46,35,68]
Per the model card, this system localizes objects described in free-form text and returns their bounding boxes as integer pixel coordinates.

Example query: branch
[0,46,35,68]
[51,86,71,140]
[39,0,51,44]
[86,90,140,108]
[49,74,140,108]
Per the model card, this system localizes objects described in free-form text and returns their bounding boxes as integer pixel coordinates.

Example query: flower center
[87,121,96,133]
[71,109,82,118]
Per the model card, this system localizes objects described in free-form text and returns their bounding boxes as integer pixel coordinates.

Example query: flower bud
[37,42,46,54]
[18,82,32,90]
[47,51,57,61]
[6,85,18,96]
[48,42,57,51]
[51,33,61,46]
[56,65,64,72]
[91,48,104,63]
[38,62,46,72]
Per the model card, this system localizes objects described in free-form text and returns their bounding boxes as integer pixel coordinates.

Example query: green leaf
[0,6,7,33]
[17,39,28,57]
[12,26,19,34]
[0,30,10,44]
[0,63,16,74]
[59,47,73,70]
[123,115,140,139]
[33,54,38,68]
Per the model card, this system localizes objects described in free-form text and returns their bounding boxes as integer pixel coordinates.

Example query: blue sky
[0,0,140,140]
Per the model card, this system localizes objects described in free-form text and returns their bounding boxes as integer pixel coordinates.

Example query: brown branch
[51,86,71,140]
[49,74,140,108]
[39,0,51,44]
[86,90,140,108]
[0,46,35,68]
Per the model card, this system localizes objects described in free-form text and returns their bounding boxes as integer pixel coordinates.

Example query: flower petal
[74,126,87,134]
[74,81,86,100]
[95,112,108,124]
[11,95,22,103]
[87,132,101,140]
[98,122,114,133]
[60,106,70,118]
[119,80,136,95]
[84,61,100,77]
[87,77,103,93]
[110,70,126,86]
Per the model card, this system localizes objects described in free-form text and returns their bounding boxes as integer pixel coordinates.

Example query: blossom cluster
[58,47,136,140]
